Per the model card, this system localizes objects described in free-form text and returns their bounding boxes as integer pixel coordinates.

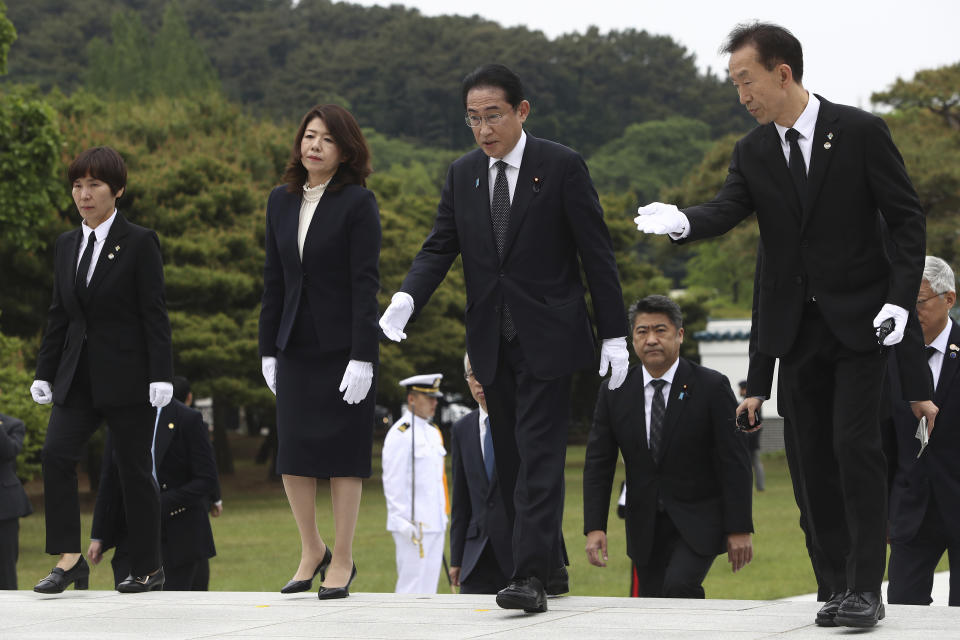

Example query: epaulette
[397,422,410,432]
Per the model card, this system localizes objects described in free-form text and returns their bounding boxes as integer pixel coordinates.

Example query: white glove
[149,381,174,408]
[379,292,414,342]
[261,356,277,395]
[339,360,373,404]
[30,380,53,405]
[396,520,420,544]
[634,202,688,237]
[599,337,630,390]
[873,303,908,346]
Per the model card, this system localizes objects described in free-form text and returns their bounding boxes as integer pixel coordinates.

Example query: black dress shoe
[545,565,569,596]
[317,563,357,600]
[117,567,165,593]
[835,590,885,627]
[281,547,333,594]
[814,591,847,627]
[496,577,547,613]
[33,556,90,594]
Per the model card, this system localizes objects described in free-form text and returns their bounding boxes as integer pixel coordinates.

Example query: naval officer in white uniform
[382,374,449,593]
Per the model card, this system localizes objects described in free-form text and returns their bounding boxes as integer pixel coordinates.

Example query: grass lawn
[17,435,932,598]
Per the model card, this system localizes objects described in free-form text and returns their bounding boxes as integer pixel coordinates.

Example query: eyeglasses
[917,292,945,305]
[464,113,506,128]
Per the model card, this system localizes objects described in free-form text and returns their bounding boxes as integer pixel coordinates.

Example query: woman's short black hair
[282,104,372,193]
[461,63,525,109]
[67,146,127,195]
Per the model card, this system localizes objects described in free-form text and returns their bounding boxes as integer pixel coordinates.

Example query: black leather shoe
[814,591,847,627]
[117,567,165,593]
[317,563,357,600]
[281,546,333,594]
[496,577,547,613]
[835,590,885,627]
[545,565,569,596]
[33,556,90,594]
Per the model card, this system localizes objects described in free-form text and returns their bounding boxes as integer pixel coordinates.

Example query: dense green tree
[0,0,14,74]
[873,62,960,130]
[0,325,49,481]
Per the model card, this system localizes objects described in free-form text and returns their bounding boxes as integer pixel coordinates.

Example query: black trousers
[0,518,18,590]
[484,337,570,584]
[41,346,161,576]
[632,511,715,598]
[111,545,200,591]
[888,494,960,606]
[459,542,510,594]
[778,302,887,593]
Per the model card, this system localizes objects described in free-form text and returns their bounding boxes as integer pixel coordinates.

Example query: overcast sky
[344,0,958,110]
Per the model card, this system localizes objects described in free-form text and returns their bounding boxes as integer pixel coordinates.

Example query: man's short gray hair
[923,256,956,294]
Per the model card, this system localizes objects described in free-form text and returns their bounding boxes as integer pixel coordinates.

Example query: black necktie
[491,160,517,340]
[786,128,807,207]
[483,416,495,482]
[925,346,938,361]
[648,379,667,462]
[76,234,96,290]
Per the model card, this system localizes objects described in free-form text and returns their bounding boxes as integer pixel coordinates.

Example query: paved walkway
[784,570,951,606]
[1,588,958,639]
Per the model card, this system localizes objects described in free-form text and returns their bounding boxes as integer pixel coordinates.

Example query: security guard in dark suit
[0,412,33,589]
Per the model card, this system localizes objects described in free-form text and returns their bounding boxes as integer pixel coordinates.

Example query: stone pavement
[1,588,958,640]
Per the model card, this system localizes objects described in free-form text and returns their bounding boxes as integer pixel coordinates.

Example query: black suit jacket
[683,96,925,359]
[885,320,960,543]
[584,360,753,563]
[0,414,32,521]
[400,134,627,384]
[259,183,381,362]
[92,400,218,567]
[35,212,173,406]
[449,410,512,581]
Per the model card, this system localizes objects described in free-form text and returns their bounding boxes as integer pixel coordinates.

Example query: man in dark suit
[885,256,960,606]
[88,375,219,590]
[635,23,932,626]
[380,64,628,613]
[449,354,513,594]
[584,295,753,598]
[0,410,32,589]
[30,146,173,594]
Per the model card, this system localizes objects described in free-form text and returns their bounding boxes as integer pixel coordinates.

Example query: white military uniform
[382,407,448,593]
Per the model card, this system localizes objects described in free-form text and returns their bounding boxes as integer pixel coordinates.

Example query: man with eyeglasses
[380,63,628,613]
[885,256,960,607]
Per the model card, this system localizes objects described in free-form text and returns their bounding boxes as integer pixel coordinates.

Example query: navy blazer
[35,212,173,406]
[584,360,753,563]
[400,134,627,384]
[92,400,218,567]
[449,410,512,581]
[0,413,32,521]
[885,320,960,543]
[259,182,381,363]
[683,96,925,359]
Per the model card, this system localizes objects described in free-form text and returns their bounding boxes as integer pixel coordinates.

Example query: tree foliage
[0,0,15,75]
[873,62,960,130]
[0,326,49,481]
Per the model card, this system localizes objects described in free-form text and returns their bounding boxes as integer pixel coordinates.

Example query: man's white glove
[379,292,414,342]
[149,381,174,408]
[30,380,53,405]
[339,360,373,404]
[599,337,630,390]
[261,356,277,395]
[873,303,909,346]
[396,520,420,544]
[634,202,688,237]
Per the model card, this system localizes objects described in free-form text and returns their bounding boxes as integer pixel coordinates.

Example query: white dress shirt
[477,407,490,461]
[298,181,327,259]
[641,358,680,445]
[487,130,527,206]
[926,320,952,390]
[774,92,820,174]
[77,209,118,285]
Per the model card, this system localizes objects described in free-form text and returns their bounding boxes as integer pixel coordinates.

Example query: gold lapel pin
[168,422,175,430]
[107,253,115,260]
[950,343,958,351]
[823,142,832,150]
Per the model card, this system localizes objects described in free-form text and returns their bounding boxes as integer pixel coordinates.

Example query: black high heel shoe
[281,546,333,594]
[317,563,357,600]
[33,556,90,594]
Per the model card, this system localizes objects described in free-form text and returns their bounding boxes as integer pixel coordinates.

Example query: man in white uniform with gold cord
[382,374,449,593]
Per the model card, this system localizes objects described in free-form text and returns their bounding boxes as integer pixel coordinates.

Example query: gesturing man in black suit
[584,296,753,598]
[449,354,513,594]
[885,256,960,606]
[89,376,219,590]
[380,64,629,612]
[0,410,32,590]
[635,23,932,626]
[30,147,173,594]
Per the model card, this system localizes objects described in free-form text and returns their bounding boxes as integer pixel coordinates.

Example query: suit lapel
[759,125,801,223]
[620,371,650,459]
[85,213,130,298]
[155,404,176,465]
[501,135,544,262]
[935,323,960,405]
[470,152,499,260]
[659,359,691,459]
[65,229,84,304]
[465,413,492,496]
[802,96,841,231]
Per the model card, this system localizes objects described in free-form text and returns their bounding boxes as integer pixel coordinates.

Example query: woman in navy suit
[259,105,381,599]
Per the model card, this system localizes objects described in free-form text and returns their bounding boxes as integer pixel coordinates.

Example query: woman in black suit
[259,105,381,599]
[30,146,173,593]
